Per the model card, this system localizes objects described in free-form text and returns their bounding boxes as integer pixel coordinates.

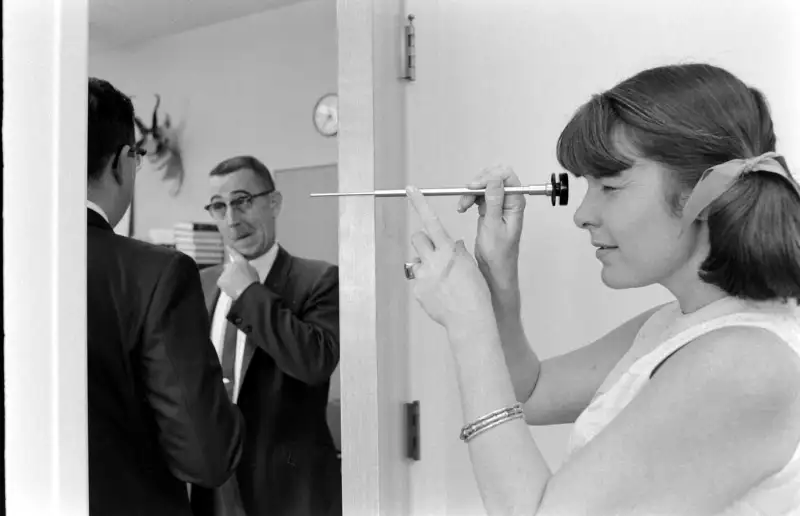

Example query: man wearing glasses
[190,156,341,516]
[86,78,245,516]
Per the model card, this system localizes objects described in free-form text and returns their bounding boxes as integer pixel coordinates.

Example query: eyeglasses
[113,145,147,171]
[204,190,273,220]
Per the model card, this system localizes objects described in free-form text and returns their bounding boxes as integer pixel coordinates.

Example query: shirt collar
[86,200,110,224]
[248,242,280,283]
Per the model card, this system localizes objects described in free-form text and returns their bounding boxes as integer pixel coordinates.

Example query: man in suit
[87,77,245,516]
[190,156,341,516]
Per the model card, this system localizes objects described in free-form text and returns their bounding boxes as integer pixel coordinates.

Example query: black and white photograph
[5,1,800,515]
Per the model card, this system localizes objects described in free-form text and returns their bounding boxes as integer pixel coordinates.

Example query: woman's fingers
[410,231,435,259]
[406,185,453,250]
[456,165,523,213]
[457,169,492,213]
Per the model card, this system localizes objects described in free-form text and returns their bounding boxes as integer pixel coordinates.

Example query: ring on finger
[404,258,421,280]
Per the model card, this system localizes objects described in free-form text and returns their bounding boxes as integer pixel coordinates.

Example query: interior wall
[403,1,800,514]
[88,0,338,239]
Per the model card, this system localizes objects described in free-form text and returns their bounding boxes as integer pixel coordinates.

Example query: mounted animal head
[134,94,175,157]
[133,94,185,196]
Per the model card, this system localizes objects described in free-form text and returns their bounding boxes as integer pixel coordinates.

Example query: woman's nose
[573,193,599,229]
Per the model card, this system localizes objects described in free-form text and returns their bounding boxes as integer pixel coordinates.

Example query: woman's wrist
[486,278,522,322]
[446,309,500,347]
[478,257,520,290]
[475,256,523,327]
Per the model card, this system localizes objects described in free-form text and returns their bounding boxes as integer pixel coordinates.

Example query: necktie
[221,320,237,400]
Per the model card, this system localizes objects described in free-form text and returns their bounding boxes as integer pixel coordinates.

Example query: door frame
[337,0,413,514]
[6,0,413,515]
[5,1,90,514]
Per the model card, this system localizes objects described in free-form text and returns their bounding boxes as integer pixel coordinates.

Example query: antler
[151,94,162,139]
[134,116,150,146]
[133,93,185,195]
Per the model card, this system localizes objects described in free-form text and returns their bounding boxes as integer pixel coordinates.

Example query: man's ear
[271,190,283,217]
[110,145,129,185]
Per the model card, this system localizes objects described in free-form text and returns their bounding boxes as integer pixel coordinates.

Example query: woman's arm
[449,322,800,515]
[525,304,666,424]
[491,288,667,425]
[404,186,800,515]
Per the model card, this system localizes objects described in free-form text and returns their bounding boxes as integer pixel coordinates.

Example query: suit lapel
[240,246,293,384]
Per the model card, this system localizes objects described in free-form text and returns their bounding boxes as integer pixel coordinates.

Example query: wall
[89,0,337,238]
[403,1,800,514]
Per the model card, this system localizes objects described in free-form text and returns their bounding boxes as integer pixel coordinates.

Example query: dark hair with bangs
[556,63,800,302]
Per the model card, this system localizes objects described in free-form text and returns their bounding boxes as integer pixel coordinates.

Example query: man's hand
[218,248,260,301]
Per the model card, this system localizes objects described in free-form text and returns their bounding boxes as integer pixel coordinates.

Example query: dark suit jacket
[191,246,341,516]
[87,209,245,516]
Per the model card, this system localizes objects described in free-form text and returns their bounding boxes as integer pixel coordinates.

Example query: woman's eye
[601,185,618,192]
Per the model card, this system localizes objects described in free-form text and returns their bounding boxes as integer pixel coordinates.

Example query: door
[401,1,796,514]
[273,164,342,449]
[274,164,339,266]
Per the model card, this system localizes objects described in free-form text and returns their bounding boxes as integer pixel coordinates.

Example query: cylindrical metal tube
[310,184,551,198]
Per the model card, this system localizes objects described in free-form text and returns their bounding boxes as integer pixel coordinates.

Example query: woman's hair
[556,63,800,302]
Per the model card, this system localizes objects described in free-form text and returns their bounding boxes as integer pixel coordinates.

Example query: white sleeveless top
[564,296,800,515]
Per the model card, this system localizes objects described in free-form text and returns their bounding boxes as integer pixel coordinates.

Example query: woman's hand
[457,165,526,289]
[405,186,496,333]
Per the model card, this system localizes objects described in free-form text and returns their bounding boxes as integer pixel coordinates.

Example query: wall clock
[313,93,338,137]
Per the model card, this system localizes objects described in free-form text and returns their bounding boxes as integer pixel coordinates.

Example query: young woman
[404,63,800,515]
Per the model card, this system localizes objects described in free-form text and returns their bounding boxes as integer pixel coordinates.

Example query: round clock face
[313,93,338,137]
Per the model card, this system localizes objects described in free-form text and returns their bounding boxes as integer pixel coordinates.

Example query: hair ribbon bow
[680,151,799,232]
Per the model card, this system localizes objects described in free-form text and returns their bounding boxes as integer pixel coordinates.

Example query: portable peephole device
[310,172,570,207]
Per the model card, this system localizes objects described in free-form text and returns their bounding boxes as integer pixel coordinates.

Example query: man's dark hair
[209,155,276,191]
[88,77,135,182]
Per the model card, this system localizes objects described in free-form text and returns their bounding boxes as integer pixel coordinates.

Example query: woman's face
[572,150,704,291]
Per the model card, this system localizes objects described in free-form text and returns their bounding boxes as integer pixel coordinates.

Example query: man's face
[207,168,282,260]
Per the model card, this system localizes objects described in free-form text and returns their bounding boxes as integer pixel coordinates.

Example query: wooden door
[399,0,794,514]
[274,164,339,266]
[273,164,341,449]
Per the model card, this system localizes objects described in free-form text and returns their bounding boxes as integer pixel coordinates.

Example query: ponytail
[700,164,800,302]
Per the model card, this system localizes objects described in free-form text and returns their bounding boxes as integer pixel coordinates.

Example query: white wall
[403,1,800,514]
[89,0,337,238]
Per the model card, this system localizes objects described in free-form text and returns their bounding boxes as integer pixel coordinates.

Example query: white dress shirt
[210,242,280,402]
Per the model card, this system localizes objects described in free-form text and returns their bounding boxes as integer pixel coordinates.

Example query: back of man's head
[88,78,134,182]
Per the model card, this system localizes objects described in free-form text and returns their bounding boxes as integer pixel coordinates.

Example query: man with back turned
[86,77,245,516]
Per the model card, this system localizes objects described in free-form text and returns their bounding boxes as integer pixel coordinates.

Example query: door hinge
[405,400,420,460]
[403,14,416,81]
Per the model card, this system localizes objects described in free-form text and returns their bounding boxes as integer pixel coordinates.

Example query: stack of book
[173,222,225,265]
[148,228,176,249]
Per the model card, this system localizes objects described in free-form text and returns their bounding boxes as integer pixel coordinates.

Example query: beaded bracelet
[459,403,524,443]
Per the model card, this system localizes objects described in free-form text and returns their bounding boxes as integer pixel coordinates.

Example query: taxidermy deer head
[134,94,185,196]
